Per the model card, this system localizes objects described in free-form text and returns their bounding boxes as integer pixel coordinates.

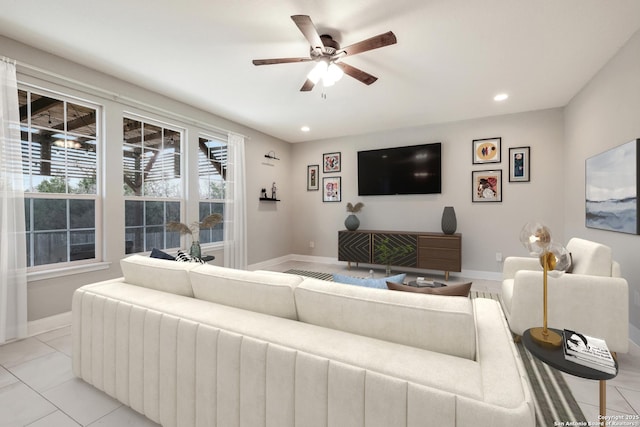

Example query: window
[123,116,183,253]
[19,88,100,268]
[198,134,227,244]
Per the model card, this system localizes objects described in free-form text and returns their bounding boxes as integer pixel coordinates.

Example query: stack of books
[562,329,617,375]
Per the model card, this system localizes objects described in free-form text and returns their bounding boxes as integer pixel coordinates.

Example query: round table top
[522,328,617,381]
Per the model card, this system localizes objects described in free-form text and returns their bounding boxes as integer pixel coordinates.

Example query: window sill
[28,262,112,282]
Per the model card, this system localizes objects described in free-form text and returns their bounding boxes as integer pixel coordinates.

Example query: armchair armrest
[502,256,541,280]
[508,270,629,353]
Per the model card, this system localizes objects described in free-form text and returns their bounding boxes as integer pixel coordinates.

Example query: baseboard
[28,311,72,336]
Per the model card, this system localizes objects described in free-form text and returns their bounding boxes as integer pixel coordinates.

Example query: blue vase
[345,214,360,231]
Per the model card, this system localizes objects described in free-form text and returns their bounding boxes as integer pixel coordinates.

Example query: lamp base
[530,327,563,348]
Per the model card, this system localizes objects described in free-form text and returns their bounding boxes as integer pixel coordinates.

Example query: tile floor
[0,259,638,426]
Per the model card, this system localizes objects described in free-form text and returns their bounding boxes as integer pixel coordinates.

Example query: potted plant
[375,237,414,276]
[166,213,223,258]
[345,202,364,231]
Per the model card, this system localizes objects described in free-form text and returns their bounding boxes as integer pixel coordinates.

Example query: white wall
[1,35,293,320]
[291,108,565,277]
[564,29,640,343]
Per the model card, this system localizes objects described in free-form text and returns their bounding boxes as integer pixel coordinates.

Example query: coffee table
[523,328,618,425]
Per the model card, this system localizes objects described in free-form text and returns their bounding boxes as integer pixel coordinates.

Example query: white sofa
[72,255,534,427]
[501,237,629,353]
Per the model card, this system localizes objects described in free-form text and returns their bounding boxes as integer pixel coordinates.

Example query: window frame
[197,132,227,248]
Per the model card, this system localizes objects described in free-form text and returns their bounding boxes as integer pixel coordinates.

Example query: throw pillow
[333,272,406,289]
[175,249,206,264]
[150,248,175,260]
[386,281,472,297]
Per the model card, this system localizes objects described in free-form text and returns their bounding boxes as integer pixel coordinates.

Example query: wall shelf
[259,197,280,202]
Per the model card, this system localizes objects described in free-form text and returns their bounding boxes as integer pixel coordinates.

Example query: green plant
[166,213,223,240]
[375,237,414,272]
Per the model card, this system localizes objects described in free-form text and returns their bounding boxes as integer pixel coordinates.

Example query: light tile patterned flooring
[0,259,638,426]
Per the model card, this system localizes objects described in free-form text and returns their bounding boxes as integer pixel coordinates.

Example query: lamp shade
[519,221,551,255]
[546,241,572,277]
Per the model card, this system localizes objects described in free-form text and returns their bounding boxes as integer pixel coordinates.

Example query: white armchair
[500,237,629,353]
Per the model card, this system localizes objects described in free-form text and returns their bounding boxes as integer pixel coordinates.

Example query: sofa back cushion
[120,254,198,297]
[190,265,302,320]
[294,278,477,360]
[566,238,613,276]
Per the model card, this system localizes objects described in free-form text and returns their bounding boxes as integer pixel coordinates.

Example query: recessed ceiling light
[494,93,509,102]
[301,126,310,132]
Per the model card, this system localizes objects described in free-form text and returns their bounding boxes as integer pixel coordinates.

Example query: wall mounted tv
[358,143,441,196]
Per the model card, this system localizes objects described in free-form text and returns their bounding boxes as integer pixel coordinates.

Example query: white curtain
[0,58,28,344]
[223,133,247,269]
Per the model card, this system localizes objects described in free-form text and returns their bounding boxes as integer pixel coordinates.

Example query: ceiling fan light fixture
[308,61,328,84]
[325,63,344,84]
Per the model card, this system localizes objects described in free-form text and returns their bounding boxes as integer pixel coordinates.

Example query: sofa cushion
[190,265,302,320]
[295,278,477,360]
[387,281,472,297]
[566,238,612,276]
[149,248,175,260]
[120,254,198,297]
[333,272,406,289]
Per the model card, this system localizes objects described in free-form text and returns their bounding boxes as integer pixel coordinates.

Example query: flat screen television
[358,143,441,195]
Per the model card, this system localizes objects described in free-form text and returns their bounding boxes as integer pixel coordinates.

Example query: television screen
[358,143,441,195]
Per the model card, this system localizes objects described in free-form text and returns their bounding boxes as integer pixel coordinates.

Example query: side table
[523,328,618,426]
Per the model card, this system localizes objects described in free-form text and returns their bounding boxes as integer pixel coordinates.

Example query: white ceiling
[1,0,640,143]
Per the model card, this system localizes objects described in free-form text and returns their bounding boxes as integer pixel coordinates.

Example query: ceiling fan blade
[291,15,324,55]
[337,31,397,57]
[335,62,378,85]
[300,79,315,92]
[252,57,313,66]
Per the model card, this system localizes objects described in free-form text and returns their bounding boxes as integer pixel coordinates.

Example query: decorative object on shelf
[375,236,414,276]
[323,176,341,202]
[472,137,501,164]
[261,188,267,198]
[271,182,277,199]
[441,206,457,234]
[519,221,572,348]
[264,150,280,160]
[472,169,502,202]
[166,213,223,257]
[509,146,531,182]
[323,152,341,173]
[307,164,319,191]
[344,202,364,231]
[586,139,640,235]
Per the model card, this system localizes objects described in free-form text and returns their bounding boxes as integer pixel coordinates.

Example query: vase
[344,214,360,231]
[190,241,202,258]
[441,206,457,235]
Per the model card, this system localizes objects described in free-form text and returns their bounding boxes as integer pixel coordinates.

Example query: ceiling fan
[252,15,397,91]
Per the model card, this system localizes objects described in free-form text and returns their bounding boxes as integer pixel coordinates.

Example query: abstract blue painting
[585,139,639,234]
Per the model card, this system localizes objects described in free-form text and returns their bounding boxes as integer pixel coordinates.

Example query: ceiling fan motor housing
[311,35,339,57]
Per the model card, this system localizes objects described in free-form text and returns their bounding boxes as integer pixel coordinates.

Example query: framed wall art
[472,137,501,164]
[307,164,319,191]
[323,176,341,202]
[323,152,341,173]
[586,139,639,234]
[509,146,530,182]
[472,170,502,202]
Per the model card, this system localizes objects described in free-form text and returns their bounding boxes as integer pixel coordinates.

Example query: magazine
[563,329,616,375]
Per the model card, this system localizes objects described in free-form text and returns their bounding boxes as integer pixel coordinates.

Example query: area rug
[284,269,587,427]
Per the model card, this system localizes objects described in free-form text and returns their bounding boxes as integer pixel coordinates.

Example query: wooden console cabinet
[338,230,461,279]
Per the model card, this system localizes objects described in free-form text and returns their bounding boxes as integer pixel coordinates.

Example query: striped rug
[285,269,587,426]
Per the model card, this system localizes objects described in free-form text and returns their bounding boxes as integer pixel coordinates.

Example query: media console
[338,230,462,280]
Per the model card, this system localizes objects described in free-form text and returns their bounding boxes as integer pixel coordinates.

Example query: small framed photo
[472,137,501,164]
[472,170,502,202]
[509,147,530,182]
[307,164,319,191]
[323,176,341,202]
[323,152,341,173]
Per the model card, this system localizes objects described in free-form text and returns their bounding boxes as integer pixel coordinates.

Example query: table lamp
[519,222,572,347]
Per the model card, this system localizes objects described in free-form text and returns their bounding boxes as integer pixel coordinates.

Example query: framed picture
[472,170,502,202]
[472,137,501,164]
[586,139,639,234]
[323,152,341,173]
[323,176,341,202]
[509,146,530,182]
[307,164,319,191]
